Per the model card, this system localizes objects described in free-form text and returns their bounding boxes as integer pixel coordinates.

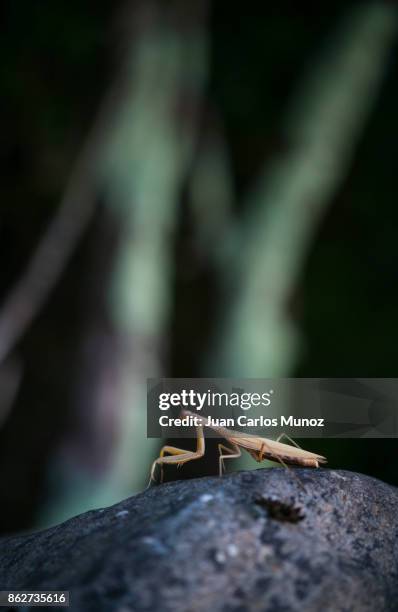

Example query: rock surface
[1,469,398,612]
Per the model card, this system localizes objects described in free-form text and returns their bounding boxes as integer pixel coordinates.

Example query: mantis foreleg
[149,426,205,484]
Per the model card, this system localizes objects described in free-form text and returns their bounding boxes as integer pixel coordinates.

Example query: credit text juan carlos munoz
[157,389,325,428]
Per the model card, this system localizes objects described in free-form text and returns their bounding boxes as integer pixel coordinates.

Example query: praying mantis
[150,409,327,483]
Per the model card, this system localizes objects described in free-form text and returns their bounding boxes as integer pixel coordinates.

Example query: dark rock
[1,469,397,612]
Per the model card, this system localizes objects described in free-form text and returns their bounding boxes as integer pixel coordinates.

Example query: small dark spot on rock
[233,586,246,600]
[166,574,186,588]
[295,578,310,600]
[333,508,340,519]
[255,576,272,593]
[254,496,304,523]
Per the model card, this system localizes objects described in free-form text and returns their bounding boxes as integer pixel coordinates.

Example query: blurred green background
[1,0,398,535]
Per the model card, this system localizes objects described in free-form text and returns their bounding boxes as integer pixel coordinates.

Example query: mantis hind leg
[217,442,241,476]
[276,432,302,449]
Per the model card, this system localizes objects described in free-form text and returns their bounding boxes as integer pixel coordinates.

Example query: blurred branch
[98,0,209,501]
[209,3,398,379]
[40,0,209,524]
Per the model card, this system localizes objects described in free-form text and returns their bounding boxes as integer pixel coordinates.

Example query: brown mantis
[150,409,327,483]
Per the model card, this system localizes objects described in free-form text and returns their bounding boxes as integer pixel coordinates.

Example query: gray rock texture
[1,469,398,612]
